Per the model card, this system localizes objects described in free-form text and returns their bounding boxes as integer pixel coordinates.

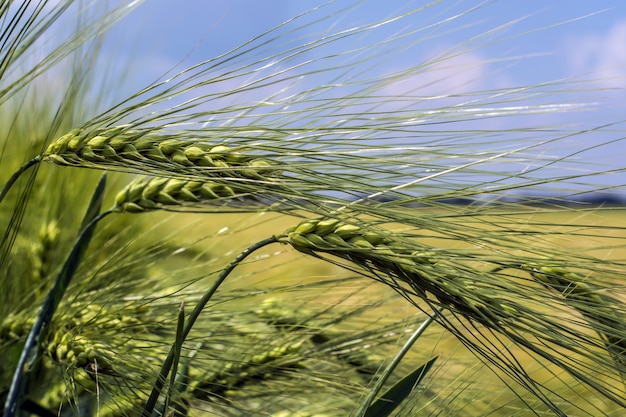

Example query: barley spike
[285,218,511,327]
[284,218,626,409]
[44,126,283,182]
[521,263,626,372]
[113,176,263,213]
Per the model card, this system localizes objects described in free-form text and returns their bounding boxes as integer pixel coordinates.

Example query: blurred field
[148,206,626,306]
[135,206,626,415]
[5,177,625,415]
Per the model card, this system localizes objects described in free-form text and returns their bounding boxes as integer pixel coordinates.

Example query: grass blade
[355,307,442,417]
[364,356,438,417]
[162,302,185,416]
[2,174,108,417]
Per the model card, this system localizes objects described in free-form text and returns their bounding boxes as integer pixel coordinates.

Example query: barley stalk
[143,236,281,416]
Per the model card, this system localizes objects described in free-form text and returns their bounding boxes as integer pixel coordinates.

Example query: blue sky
[108,1,625,92]
[91,1,626,192]
[98,1,625,133]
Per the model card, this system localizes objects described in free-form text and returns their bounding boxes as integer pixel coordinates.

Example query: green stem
[0,156,41,206]
[355,306,443,417]
[162,302,185,417]
[142,235,282,417]
[3,193,110,417]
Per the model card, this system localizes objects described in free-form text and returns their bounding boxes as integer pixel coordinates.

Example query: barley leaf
[354,307,441,417]
[364,356,438,417]
[161,302,185,416]
[3,174,107,417]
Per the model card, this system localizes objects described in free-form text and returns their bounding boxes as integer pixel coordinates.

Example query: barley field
[1,1,626,417]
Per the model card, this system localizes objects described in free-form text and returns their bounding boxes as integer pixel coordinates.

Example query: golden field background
[139,206,626,415]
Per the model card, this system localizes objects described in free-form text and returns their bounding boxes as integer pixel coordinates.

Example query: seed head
[113,176,260,213]
[285,218,513,327]
[44,126,283,182]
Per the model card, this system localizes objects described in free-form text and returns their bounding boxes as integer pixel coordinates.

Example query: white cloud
[565,19,626,88]
[380,51,489,99]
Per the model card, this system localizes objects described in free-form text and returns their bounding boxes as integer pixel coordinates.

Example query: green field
[140,208,626,416]
[2,1,626,416]
[4,170,626,415]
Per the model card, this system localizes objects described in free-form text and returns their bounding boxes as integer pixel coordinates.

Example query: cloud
[380,51,489,99]
[565,19,626,88]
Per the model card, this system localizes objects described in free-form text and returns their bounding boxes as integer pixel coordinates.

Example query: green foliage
[364,357,438,417]
[1,1,626,417]
[3,174,106,417]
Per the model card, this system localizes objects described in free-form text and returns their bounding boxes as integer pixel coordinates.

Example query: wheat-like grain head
[112,176,270,213]
[522,263,626,371]
[44,126,282,182]
[284,217,626,409]
[285,218,512,326]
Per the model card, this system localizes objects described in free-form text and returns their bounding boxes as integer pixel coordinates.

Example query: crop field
[1,2,626,417]
[122,207,626,416]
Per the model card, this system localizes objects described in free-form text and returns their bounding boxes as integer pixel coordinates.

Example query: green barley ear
[521,263,626,372]
[1,219,62,308]
[45,128,307,212]
[193,339,305,403]
[30,220,61,291]
[112,176,271,213]
[285,217,626,412]
[44,127,283,182]
[0,313,36,346]
[285,218,511,325]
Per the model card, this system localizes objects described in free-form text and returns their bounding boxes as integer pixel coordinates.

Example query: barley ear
[284,218,510,325]
[113,176,266,213]
[44,127,283,182]
[522,263,626,372]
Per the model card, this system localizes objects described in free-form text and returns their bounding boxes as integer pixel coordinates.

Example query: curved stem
[355,306,443,417]
[0,156,41,206]
[142,235,282,417]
